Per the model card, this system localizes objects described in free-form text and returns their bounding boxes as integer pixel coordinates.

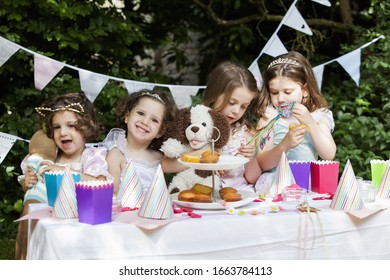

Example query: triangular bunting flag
[79,69,109,102]
[248,61,263,89]
[0,37,20,67]
[116,159,145,208]
[282,5,313,36]
[169,86,199,109]
[263,34,288,58]
[336,49,361,86]
[310,0,331,7]
[0,132,18,164]
[268,152,296,198]
[34,54,65,90]
[123,80,154,94]
[138,164,174,220]
[377,163,390,198]
[330,160,364,211]
[313,64,325,90]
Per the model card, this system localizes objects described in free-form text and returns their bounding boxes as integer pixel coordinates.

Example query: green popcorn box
[370,159,390,189]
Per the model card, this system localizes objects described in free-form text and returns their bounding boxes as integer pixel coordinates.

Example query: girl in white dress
[103,89,177,195]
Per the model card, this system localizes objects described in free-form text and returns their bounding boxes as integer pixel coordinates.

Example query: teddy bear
[161,104,230,194]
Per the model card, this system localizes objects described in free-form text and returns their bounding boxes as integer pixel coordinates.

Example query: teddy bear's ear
[209,109,230,148]
[163,107,191,144]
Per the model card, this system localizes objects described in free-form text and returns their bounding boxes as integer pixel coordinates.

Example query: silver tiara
[267,58,301,69]
[141,92,165,105]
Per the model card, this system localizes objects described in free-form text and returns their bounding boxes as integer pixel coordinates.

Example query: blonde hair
[257,51,329,118]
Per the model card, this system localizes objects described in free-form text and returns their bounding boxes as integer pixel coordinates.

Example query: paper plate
[171,191,257,210]
[178,155,249,171]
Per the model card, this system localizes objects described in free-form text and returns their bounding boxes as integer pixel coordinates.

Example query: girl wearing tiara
[102,89,177,196]
[254,51,336,194]
[16,92,112,259]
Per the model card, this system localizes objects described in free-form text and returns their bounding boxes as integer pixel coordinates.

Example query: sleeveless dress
[219,124,255,192]
[102,128,161,194]
[254,106,335,194]
[23,146,110,203]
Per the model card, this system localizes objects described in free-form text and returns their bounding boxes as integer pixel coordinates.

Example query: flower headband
[141,92,165,105]
[267,58,301,69]
[35,102,85,117]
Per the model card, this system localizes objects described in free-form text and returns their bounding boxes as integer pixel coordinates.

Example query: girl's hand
[236,142,256,159]
[292,103,313,126]
[23,168,38,192]
[37,161,65,177]
[282,125,307,150]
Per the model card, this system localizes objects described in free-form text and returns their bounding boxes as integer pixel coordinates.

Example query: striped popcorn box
[330,160,364,211]
[311,160,339,194]
[116,159,144,208]
[45,170,81,206]
[268,152,296,198]
[371,160,390,190]
[52,167,78,219]
[138,164,174,220]
[377,163,390,198]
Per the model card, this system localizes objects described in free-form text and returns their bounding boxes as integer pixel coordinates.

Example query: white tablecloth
[27,198,390,260]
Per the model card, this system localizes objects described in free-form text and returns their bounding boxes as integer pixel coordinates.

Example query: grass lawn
[0,237,15,260]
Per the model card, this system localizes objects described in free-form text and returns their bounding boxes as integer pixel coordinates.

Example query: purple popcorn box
[289,161,311,191]
[44,171,81,206]
[75,181,114,225]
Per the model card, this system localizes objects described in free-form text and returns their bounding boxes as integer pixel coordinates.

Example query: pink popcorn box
[75,182,114,225]
[310,161,340,194]
[289,161,311,191]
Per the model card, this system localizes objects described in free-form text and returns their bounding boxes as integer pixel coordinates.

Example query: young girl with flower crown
[16,91,111,260]
[202,61,262,192]
[254,51,337,194]
[102,89,177,196]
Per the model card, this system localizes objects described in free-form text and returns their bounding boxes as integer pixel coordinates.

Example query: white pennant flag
[34,55,65,90]
[263,34,288,58]
[313,64,325,90]
[79,69,110,102]
[0,132,18,164]
[310,0,331,7]
[0,37,20,67]
[337,49,361,86]
[248,61,263,89]
[282,5,313,36]
[123,80,154,94]
[169,86,199,108]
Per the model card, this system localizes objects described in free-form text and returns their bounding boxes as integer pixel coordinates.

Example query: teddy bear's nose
[191,126,200,133]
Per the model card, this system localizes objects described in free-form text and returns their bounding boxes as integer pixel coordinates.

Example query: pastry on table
[219,187,242,202]
[181,153,200,163]
[199,150,220,163]
[191,183,212,196]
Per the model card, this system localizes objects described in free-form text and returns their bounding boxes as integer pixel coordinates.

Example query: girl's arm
[293,104,336,160]
[106,148,124,195]
[241,130,262,184]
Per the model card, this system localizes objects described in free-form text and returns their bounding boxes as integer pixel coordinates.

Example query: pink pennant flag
[116,159,144,208]
[34,54,65,90]
[268,152,296,198]
[330,160,364,211]
[377,163,390,198]
[53,167,78,218]
[138,164,174,220]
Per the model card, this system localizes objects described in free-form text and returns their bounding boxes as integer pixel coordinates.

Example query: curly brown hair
[37,91,103,141]
[116,89,178,151]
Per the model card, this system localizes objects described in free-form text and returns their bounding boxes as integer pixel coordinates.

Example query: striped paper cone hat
[138,164,174,220]
[330,160,364,211]
[116,159,144,208]
[377,163,390,198]
[53,167,78,218]
[268,152,295,198]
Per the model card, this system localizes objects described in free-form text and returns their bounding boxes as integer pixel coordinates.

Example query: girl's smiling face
[52,110,86,161]
[125,97,165,144]
[269,76,308,108]
[214,86,256,125]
